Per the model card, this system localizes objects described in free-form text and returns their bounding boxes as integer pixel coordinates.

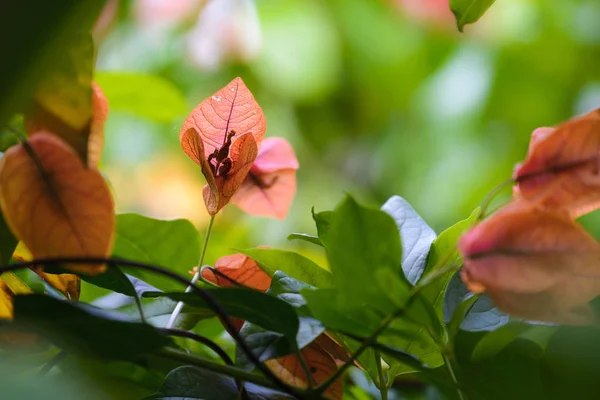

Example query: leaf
[86,81,109,168]
[0,213,17,264]
[286,233,322,247]
[265,342,343,400]
[24,33,96,164]
[117,296,213,330]
[0,273,31,319]
[514,109,600,218]
[459,200,600,324]
[12,241,81,300]
[381,195,436,285]
[94,72,187,122]
[447,294,480,342]
[237,248,333,288]
[144,365,294,400]
[450,0,496,32]
[11,294,171,360]
[180,77,266,159]
[0,1,105,131]
[422,207,480,322]
[0,133,115,274]
[202,252,272,291]
[180,78,266,215]
[231,137,299,220]
[112,214,200,291]
[470,321,555,362]
[145,289,299,341]
[443,273,508,332]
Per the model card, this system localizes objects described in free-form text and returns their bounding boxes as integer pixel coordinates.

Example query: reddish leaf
[266,342,342,399]
[202,253,272,291]
[180,78,265,215]
[514,109,600,218]
[0,133,115,274]
[459,200,600,324]
[232,137,299,219]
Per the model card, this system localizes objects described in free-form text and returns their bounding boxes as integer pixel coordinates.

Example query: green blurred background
[94,0,600,261]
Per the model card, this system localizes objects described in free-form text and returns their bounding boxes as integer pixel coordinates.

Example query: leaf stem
[38,350,67,376]
[374,350,388,400]
[166,215,215,329]
[442,349,466,400]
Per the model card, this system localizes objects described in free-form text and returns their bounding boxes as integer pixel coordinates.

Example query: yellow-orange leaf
[514,109,600,218]
[13,241,81,300]
[460,201,600,324]
[0,133,115,274]
[266,342,342,400]
[86,82,109,168]
[0,272,31,320]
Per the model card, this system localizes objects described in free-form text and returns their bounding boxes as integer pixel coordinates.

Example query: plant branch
[442,350,466,400]
[38,350,67,376]
[0,257,305,398]
[374,350,388,400]
[157,327,233,365]
[166,215,215,328]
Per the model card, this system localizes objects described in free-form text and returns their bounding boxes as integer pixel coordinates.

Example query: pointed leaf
[0,133,115,274]
[286,233,322,247]
[450,0,496,32]
[381,195,436,285]
[203,252,272,291]
[237,248,333,288]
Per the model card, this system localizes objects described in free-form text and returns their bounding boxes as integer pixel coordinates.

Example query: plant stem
[374,350,388,400]
[38,350,67,375]
[442,350,466,400]
[157,347,278,390]
[166,215,215,329]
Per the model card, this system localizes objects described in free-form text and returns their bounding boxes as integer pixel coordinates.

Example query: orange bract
[180,77,265,215]
[231,137,299,220]
[0,133,115,274]
[202,253,271,291]
[514,109,600,218]
[459,201,600,325]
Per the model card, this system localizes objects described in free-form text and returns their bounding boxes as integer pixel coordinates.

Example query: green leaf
[0,0,104,133]
[450,0,496,32]
[470,321,555,362]
[312,208,332,241]
[95,72,187,123]
[0,212,17,264]
[117,296,213,330]
[286,233,322,247]
[144,366,294,400]
[447,294,480,343]
[26,33,95,163]
[112,214,200,291]
[145,288,299,341]
[381,195,436,284]
[421,207,480,322]
[236,272,325,367]
[10,294,172,360]
[237,248,332,288]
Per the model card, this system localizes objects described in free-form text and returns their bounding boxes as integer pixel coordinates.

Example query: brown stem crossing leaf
[0,133,115,274]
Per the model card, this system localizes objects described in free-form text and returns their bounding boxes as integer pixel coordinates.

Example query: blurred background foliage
[93,0,600,262]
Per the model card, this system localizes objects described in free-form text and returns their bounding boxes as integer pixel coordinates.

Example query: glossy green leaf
[237,248,332,288]
[450,0,496,32]
[448,294,480,342]
[381,195,436,284]
[112,214,200,291]
[422,208,480,322]
[286,233,322,247]
[145,288,299,341]
[144,366,294,400]
[10,294,172,360]
[95,72,187,123]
